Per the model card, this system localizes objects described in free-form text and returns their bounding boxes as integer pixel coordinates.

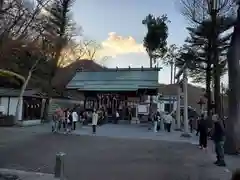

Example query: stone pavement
[72,124,200,144]
[0,169,57,180]
[0,123,239,180]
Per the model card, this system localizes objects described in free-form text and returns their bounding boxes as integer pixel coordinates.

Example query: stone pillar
[176,86,181,131]
[181,69,191,137]
[54,152,66,180]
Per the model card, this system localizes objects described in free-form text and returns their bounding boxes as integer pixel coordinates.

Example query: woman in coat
[92,109,98,134]
[199,114,208,150]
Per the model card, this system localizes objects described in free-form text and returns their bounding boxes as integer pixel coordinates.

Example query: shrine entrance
[97,93,123,115]
[84,92,134,119]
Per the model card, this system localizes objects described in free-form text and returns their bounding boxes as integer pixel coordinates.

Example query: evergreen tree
[42,0,76,118]
[43,0,76,76]
[176,16,233,115]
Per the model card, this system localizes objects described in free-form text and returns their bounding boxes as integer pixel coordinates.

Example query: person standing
[67,110,72,133]
[72,108,78,130]
[153,112,158,132]
[115,110,120,124]
[198,114,208,150]
[156,111,161,131]
[196,116,200,136]
[212,114,226,166]
[92,109,98,134]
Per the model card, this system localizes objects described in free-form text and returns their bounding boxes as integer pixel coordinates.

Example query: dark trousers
[196,128,200,136]
[166,123,171,132]
[199,133,207,148]
[215,141,225,162]
[63,122,66,129]
[58,121,61,131]
[164,123,167,131]
[92,125,96,133]
[73,122,76,130]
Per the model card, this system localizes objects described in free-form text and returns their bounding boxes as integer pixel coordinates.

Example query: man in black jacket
[212,114,226,167]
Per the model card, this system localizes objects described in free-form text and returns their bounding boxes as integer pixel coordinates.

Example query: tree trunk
[173,64,176,84]
[225,4,240,154]
[170,61,173,84]
[213,64,221,116]
[15,71,32,122]
[149,55,153,114]
[206,64,212,118]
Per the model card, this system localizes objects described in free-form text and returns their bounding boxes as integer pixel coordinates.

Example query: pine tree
[177,16,233,115]
[42,0,76,119]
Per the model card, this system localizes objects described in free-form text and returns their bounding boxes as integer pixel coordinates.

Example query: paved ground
[0,123,239,180]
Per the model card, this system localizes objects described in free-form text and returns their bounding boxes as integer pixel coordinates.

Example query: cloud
[97,32,145,58]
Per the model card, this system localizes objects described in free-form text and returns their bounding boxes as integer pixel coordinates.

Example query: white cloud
[97,32,145,58]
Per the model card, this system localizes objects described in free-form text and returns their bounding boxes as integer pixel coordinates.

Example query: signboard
[137,104,149,115]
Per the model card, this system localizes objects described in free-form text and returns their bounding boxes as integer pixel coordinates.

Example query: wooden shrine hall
[66,67,160,119]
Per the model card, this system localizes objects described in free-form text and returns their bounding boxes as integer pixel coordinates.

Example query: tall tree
[225,0,240,154]
[179,0,235,116]
[187,16,231,116]
[163,44,179,84]
[41,0,77,119]
[142,14,169,68]
[142,14,169,114]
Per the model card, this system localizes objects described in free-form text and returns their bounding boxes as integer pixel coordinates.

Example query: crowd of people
[148,110,226,167]
[51,107,79,134]
[197,113,226,167]
[52,106,227,167]
[148,111,174,133]
[51,107,121,134]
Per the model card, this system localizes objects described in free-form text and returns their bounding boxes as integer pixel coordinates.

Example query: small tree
[163,44,179,84]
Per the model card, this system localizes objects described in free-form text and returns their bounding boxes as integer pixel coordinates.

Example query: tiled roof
[158,83,206,113]
[0,88,44,97]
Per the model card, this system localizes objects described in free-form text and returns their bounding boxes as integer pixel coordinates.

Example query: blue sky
[70,0,212,85]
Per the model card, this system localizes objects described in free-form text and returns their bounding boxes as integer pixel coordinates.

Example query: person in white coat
[92,109,98,134]
[71,109,78,130]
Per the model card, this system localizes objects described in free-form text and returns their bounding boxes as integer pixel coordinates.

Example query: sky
[71,0,227,86]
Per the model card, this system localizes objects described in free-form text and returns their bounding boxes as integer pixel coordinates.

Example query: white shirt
[164,114,173,124]
[92,112,98,125]
[116,112,119,118]
[72,111,78,122]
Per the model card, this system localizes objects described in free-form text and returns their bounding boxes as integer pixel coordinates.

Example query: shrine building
[66,67,160,120]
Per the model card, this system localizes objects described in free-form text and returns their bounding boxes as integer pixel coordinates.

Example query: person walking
[92,109,98,134]
[198,114,208,150]
[51,110,58,133]
[164,112,173,132]
[72,108,78,130]
[212,114,226,167]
